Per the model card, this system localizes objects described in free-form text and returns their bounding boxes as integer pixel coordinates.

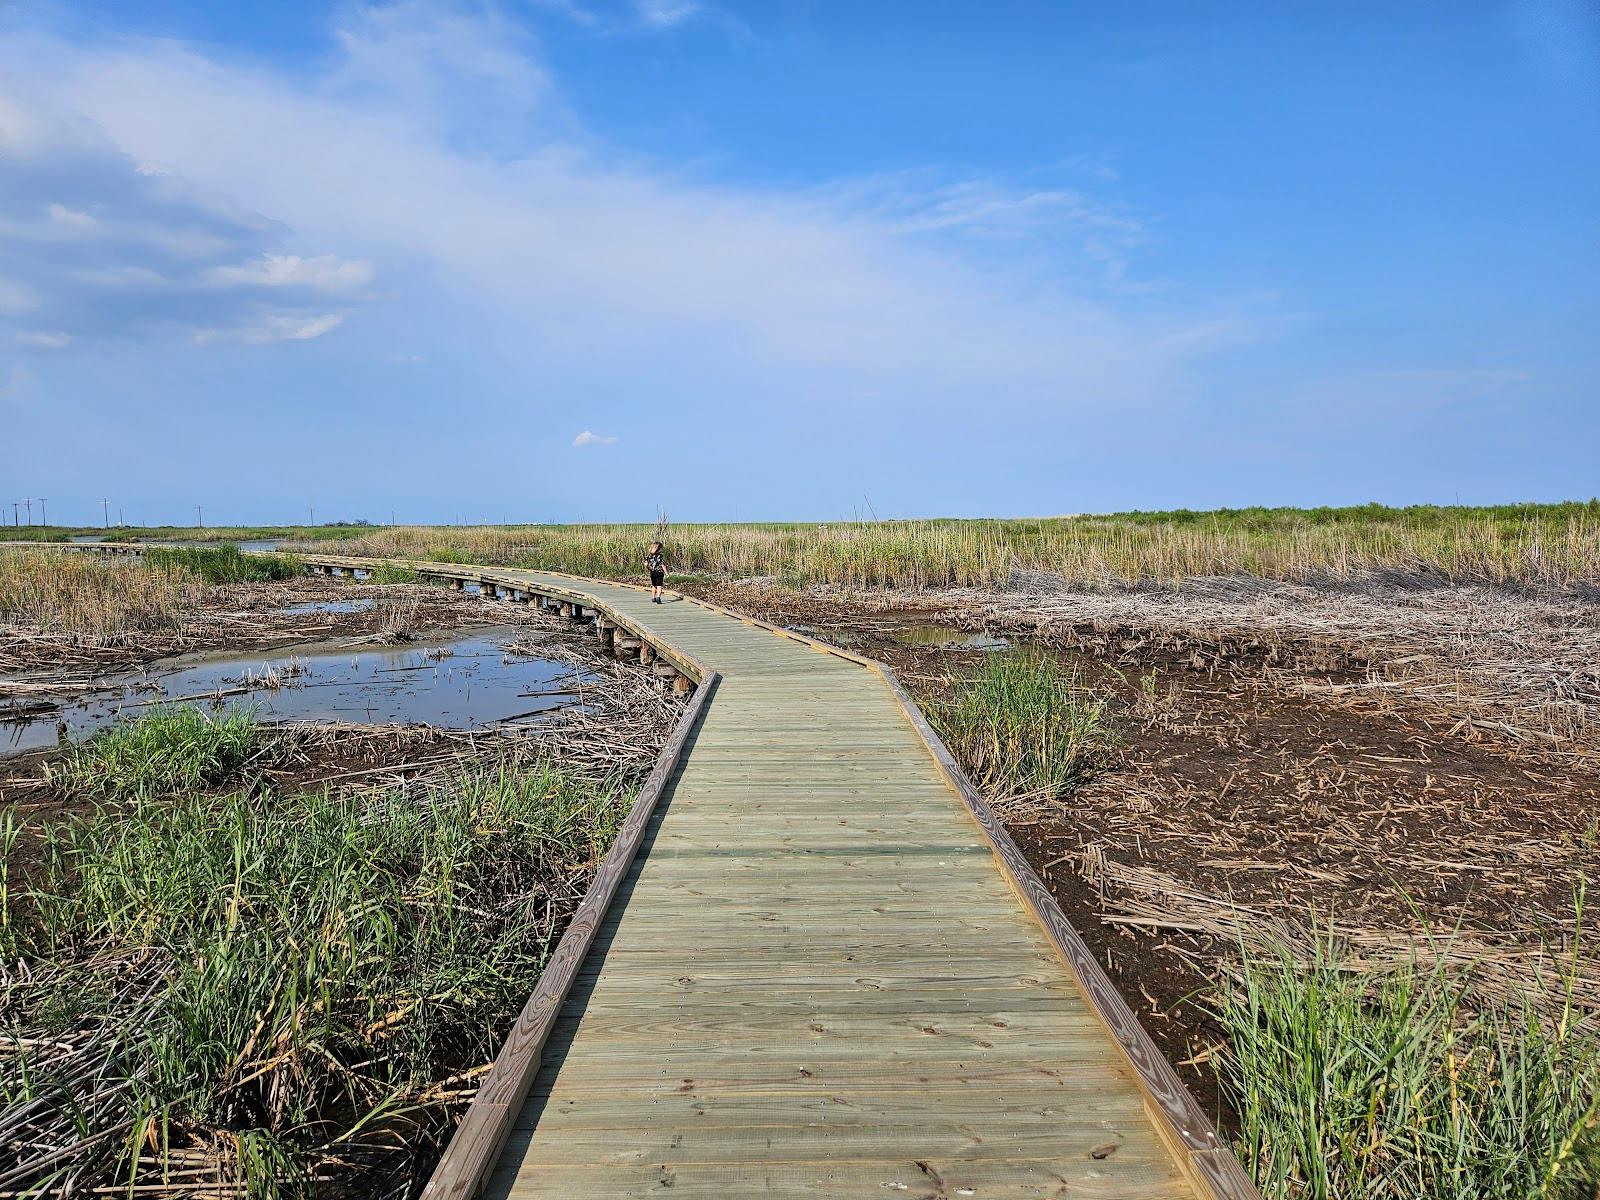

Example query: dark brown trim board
[419,672,719,1200]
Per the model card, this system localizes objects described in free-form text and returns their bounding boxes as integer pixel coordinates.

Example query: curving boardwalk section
[23,546,1257,1199]
[431,567,1250,1200]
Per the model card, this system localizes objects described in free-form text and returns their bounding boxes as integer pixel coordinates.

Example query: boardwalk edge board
[422,671,719,1200]
[33,543,1260,1199]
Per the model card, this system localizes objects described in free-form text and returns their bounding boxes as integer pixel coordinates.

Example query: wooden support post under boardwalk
[638,642,656,665]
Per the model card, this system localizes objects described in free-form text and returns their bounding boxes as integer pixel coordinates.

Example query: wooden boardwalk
[28,546,1256,1199]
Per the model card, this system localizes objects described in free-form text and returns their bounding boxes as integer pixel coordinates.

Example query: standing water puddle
[890,624,1010,651]
[2,627,591,756]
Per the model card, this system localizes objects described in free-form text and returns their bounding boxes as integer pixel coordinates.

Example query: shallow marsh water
[68,536,281,551]
[1,626,589,756]
[889,623,1010,651]
[279,598,376,616]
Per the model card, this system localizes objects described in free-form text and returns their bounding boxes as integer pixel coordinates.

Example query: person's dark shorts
[650,569,665,587]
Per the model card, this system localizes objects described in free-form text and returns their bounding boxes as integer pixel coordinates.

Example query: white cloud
[0,3,1254,423]
[47,202,99,232]
[16,329,71,348]
[0,82,366,346]
[635,0,702,28]
[208,253,374,291]
[194,313,344,345]
[572,429,618,447]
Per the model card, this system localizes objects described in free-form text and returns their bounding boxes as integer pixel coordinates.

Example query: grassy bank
[1211,930,1600,1198]
[282,503,1600,591]
[1,710,634,1197]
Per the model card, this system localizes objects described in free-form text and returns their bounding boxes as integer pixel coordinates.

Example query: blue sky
[2,1,1596,525]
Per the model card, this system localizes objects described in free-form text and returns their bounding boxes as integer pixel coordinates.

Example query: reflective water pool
[1,627,590,756]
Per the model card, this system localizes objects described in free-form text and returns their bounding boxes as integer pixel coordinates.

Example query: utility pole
[23,498,32,526]
[10,502,17,527]
[196,505,204,529]
[101,498,110,529]
[118,507,124,528]
[38,498,47,527]
[309,506,315,527]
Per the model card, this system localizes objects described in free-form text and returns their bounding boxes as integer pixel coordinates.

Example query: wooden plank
[419,673,720,1200]
[489,1157,1193,1200]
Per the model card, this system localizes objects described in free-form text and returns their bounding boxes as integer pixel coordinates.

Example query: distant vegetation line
[6,502,1597,589]
[291,502,1600,590]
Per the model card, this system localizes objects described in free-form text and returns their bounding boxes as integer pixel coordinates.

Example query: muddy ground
[677,576,1600,1116]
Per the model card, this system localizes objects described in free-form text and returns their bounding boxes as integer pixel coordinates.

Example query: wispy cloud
[207,254,373,292]
[634,0,703,28]
[572,429,618,447]
[0,2,1253,431]
[194,313,344,345]
[16,329,71,348]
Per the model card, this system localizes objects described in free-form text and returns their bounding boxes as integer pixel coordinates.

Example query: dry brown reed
[0,549,202,643]
[291,511,1600,592]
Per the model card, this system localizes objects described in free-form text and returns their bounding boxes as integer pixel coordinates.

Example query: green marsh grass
[365,561,420,584]
[4,758,632,1195]
[926,648,1116,799]
[143,543,302,584]
[1210,929,1600,1199]
[58,706,265,797]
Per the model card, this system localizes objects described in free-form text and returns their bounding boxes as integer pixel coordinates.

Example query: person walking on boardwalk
[645,540,666,604]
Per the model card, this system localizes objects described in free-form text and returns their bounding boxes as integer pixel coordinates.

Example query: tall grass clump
[1210,928,1600,1199]
[366,561,420,584]
[144,544,302,583]
[2,760,633,1196]
[0,548,202,640]
[926,649,1116,799]
[57,706,264,797]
